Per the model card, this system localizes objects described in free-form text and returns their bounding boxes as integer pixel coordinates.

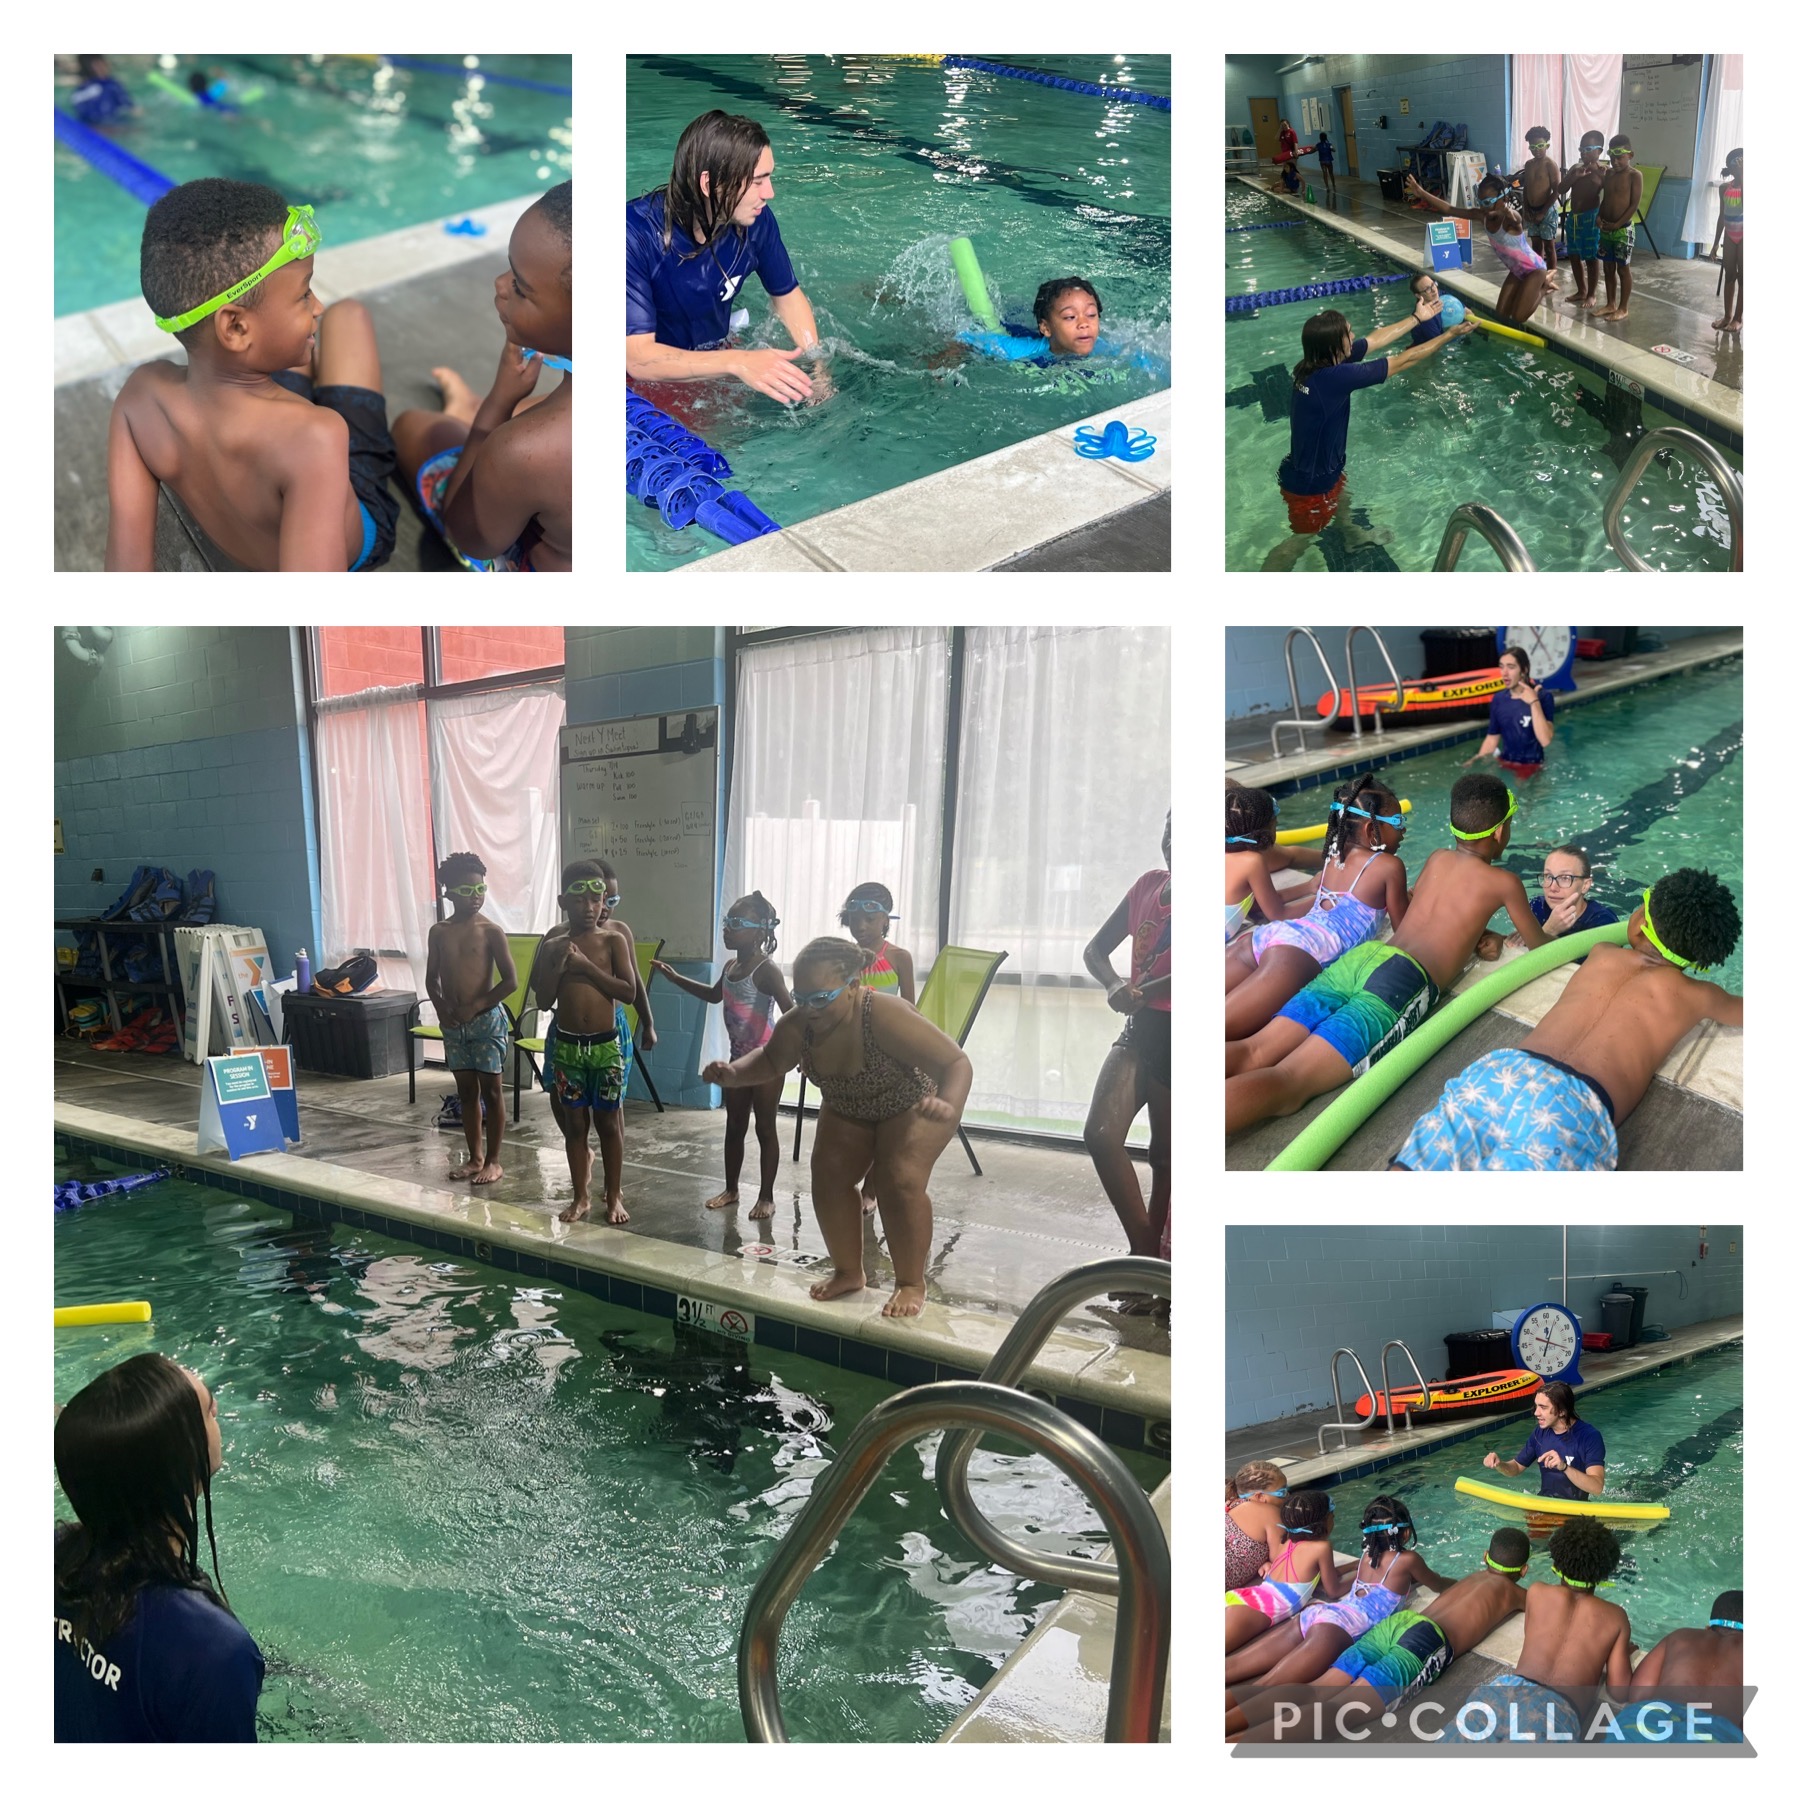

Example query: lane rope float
[1226,273,1411,313]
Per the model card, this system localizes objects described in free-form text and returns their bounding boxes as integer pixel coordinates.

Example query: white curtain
[950,627,1171,1132]
[1682,55,1743,245]
[1511,54,1562,165]
[724,629,948,969]
[428,684,566,937]
[1509,54,1619,169]
[315,690,435,1002]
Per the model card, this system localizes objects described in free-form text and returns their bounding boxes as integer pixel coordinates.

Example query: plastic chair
[514,937,665,1122]
[790,946,1008,1173]
[407,932,540,1105]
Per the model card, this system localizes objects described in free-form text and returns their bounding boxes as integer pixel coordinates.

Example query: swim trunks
[1277,940,1439,1076]
[1114,1006,1171,1088]
[269,371,399,570]
[442,1001,510,1075]
[542,1022,626,1111]
[1330,1609,1452,1702]
[1524,198,1561,242]
[1599,222,1636,264]
[1280,471,1347,535]
[416,446,534,571]
[1446,1670,1581,1740]
[1571,206,1602,259]
[1607,1700,1744,1743]
[1227,1577,1318,1619]
[1392,1047,1620,1172]
[1497,758,1543,779]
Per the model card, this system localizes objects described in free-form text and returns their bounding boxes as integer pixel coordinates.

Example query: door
[1249,96,1283,164]
[1337,87,1359,177]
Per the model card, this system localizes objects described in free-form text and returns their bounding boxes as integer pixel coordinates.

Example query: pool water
[55,55,572,318]
[626,55,1171,569]
[1324,1343,1742,1650]
[1313,654,1743,995]
[1224,186,1740,573]
[53,1159,1160,1743]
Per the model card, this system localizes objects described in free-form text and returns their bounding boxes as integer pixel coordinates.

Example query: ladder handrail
[1317,1345,1381,1454]
[1271,627,1344,759]
[1602,425,1743,573]
[1433,503,1539,571]
[737,1381,1171,1743]
[935,1255,1170,1596]
[1343,626,1404,740]
[1379,1339,1433,1433]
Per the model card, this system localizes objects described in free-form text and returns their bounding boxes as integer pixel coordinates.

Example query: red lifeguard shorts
[1498,759,1543,780]
[1280,473,1347,535]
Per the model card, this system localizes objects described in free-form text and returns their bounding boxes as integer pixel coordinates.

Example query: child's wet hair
[1711,1590,1743,1628]
[1547,1515,1621,1587]
[728,890,780,955]
[535,180,572,290]
[1450,772,1511,838]
[1322,774,1399,866]
[1033,278,1103,325]
[1226,783,1279,852]
[1487,1527,1531,1571]
[560,857,614,891]
[1293,309,1352,390]
[1645,868,1740,968]
[1227,1460,1286,1503]
[140,178,293,346]
[1360,1495,1414,1562]
[838,881,895,926]
[794,936,873,986]
[1280,1490,1333,1537]
[437,851,486,889]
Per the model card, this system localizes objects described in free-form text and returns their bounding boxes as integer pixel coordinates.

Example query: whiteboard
[558,710,719,960]
[1618,61,1701,179]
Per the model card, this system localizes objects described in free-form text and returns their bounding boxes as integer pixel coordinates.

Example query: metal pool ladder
[736,1256,1172,1744]
[1342,626,1404,740]
[1602,426,1743,572]
[1316,1340,1433,1453]
[1434,503,1539,571]
[1270,627,1344,758]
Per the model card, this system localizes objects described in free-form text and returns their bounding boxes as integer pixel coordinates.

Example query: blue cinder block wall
[53,627,319,972]
[564,626,727,1110]
[1225,1223,1743,1430]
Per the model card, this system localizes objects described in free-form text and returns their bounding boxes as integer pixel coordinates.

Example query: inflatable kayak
[1354,1368,1541,1421]
[1453,1475,1670,1529]
[1318,668,1507,720]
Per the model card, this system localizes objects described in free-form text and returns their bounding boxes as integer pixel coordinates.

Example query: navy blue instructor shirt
[626,192,799,352]
[1280,338,1388,497]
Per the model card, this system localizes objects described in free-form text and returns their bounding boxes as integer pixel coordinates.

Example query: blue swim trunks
[1606,1700,1744,1743]
[1276,940,1438,1076]
[1571,206,1601,259]
[443,1001,510,1075]
[1446,1671,1581,1740]
[1330,1609,1451,1703]
[1393,1048,1619,1171]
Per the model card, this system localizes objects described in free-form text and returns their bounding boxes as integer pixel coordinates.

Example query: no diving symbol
[719,1310,749,1336]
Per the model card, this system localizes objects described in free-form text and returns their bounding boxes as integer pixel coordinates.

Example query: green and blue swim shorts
[1276,940,1439,1075]
[1330,1608,1451,1704]
[542,1013,630,1112]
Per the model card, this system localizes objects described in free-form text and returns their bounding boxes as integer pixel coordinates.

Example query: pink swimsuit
[1489,221,1548,278]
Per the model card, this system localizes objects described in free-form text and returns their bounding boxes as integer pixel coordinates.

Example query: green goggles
[1640,888,1704,970]
[565,879,618,903]
[1450,789,1518,841]
[155,204,321,334]
[445,883,487,899]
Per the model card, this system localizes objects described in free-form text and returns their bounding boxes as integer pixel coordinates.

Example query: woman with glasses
[703,936,970,1319]
[1503,845,1619,961]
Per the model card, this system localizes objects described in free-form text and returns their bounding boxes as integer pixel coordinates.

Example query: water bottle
[295,948,311,994]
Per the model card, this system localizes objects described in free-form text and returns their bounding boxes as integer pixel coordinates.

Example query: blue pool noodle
[53,108,175,205]
[941,57,1170,111]
[1225,272,1412,313]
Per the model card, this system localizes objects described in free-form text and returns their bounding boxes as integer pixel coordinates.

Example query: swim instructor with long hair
[627,110,828,404]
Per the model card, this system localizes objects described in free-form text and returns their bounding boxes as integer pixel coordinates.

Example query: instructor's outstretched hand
[732,346,813,404]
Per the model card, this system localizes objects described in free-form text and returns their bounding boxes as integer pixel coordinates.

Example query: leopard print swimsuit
[801,989,936,1123]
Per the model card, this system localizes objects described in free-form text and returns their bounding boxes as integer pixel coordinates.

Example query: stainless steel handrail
[935,1255,1170,1596]
[1343,626,1404,740]
[1379,1339,1433,1434]
[737,1381,1171,1743]
[1433,503,1539,571]
[1271,627,1344,758]
[1317,1346,1381,1454]
[1602,426,1743,572]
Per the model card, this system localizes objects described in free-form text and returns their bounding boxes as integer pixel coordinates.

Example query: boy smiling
[107,178,400,571]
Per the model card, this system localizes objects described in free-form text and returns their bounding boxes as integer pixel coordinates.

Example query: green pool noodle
[949,235,1000,332]
[147,70,196,105]
[1263,921,1630,1172]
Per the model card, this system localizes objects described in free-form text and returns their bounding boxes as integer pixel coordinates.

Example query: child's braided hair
[1226,782,1279,853]
[1321,774,1399,868]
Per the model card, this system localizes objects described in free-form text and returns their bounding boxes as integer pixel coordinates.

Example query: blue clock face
[1513,1303,1581,1379]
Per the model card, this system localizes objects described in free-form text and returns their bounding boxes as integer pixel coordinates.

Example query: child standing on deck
[532,862,640,1225]
[1315,132,1337,199]
[425,854,518,1187]
[1711,149,1743,332]
[1595,137,1643,323]
[1558,131,1608,310]
[1514,126,1563,291]
[839,883,914,1216]
[652,893,794,1220]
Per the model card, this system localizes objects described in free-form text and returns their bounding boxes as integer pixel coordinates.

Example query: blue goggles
[1333,801,1406,830]
[794,984,848,1010]
[844,900,896,916]
[723,914,775,931]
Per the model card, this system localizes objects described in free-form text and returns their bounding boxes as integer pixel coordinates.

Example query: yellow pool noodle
[1276,799,1412,846]
[1476,316,1547,350]
[55,1301,152,1328]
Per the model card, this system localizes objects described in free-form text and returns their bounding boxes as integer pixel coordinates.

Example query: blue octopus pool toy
[1073,420,1157,462]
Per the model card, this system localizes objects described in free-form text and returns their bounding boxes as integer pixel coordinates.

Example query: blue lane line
[54,108,175,205]
[379,56,571,96]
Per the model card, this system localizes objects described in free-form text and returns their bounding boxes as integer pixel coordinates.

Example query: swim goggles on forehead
[445,883,487,898]
[843,899,896,916]
[565,879,617,901]
[1640,888,1706,970]
[154,204,321,333]
[794,983,847,1009]
[1450,789,1518,841]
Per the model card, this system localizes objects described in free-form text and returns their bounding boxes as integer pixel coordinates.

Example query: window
[436,627,565,686]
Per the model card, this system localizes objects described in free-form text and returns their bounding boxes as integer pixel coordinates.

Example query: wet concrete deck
[995,491,1171,571]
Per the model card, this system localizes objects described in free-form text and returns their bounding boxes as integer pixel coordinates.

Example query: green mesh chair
[407,932,540,1105]
[791,945,1008,1173]
[514,937,665,1122]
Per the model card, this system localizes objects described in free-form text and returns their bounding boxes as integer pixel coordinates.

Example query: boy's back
[1421,1568,1527,1657]
[492,385,572,571]
[1391,848,1541,990]
[1629,1625,1743,1714]
[1515,1584,1633,1695]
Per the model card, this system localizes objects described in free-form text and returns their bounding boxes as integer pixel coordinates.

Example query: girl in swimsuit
[1405,171,1552,326]
[1225,1461,1289,1590]
[1226,774,1409,1042]
[1226,1489,1352,1653]
[703,935,971,1319]
[653,891,793,1220]
[1225,780,1324,946]
[839,881,915,1217]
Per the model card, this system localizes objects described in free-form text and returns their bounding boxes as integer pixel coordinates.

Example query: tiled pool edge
[54,1102,1170,1461]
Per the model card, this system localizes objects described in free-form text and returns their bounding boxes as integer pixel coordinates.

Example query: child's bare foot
[471,1161,503,1186]
[431,365,480,425]
[1607,309,1628,322]
[558,1197,591,1224]
[1724,318,1741,333]
[747,1195,775,1221]
[810,1268,866,1302]
[1711,315,1731,330]
[1582,296,1605,310]
[704,1188,739,1210]
[604,1194,630,1226]
[447,1162,474,1181]
[882,1283,927,1319]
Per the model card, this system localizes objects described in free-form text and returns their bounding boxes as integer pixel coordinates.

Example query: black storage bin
[283,990,418,1080]
[1378,168,1406,201]
[1589,628,1640,659]
[1598,1291,1634,1347]
[1618,1284,1649,1347]
[1444,1328,1513,1379]
[1419,628,1498,679]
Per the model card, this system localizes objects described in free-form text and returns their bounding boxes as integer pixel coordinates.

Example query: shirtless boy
[393,182,572,570]
[425,853,518,1186]
[1596,137,1643,322]
[532,861,640,1224]
[1391,866,1741,1170]
[1618,1590,1745,1738]
[1558,130,1609,309]
[107,178,400,570]
[1513,127,1563,290]
[1226,774,1549,1136]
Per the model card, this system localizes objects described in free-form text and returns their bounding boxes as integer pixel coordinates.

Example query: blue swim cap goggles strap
[1709,1618,1744,1630]
[1228,798,1277,845]
[1332,800,1406,831]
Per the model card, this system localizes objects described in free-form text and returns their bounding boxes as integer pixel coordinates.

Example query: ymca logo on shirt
[718,272,744,305]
